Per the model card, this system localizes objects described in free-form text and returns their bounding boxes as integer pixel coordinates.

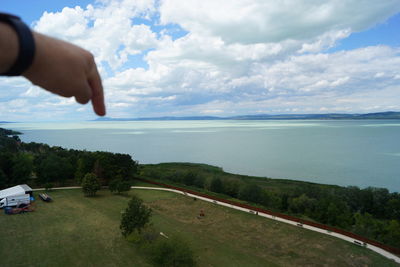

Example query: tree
[193,175,205,188]
[210,177,223,193]
[92,152,137,185]
[183,171,196,186]
[120,194,152,237]
[92,159,105,184]
[117,181,131,194]
[360,188,374,214]
[353,212,380,238]
[289,194,316,215]
[239,184,263,204]
[81,173,101,197]
[109,179,119,193]
[386,198,400,220]
[109,178,131,194]
[0,152,14,183]
[0,169,7,189]
[382,220,400,247]
[75,154,95,184]
[36,154,73,185]
[343,186,362,212]
[371,187,390,219]
[0,134,19,152]
[10,153,33,184]
[267,192,282,210]
[168,171,182,183]
[222,179,241,198]
[280,194,289,211]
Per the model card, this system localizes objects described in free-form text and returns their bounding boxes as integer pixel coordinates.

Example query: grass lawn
[0,188,397,267]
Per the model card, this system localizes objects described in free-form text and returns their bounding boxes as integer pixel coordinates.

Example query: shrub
[149,237,196,267]
[110,179,131,194]
[117,180,131,194]
[81,173,101,197]
[120,194,152,237]
[109,179,119,193]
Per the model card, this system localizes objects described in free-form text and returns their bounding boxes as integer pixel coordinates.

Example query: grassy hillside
[139,162,339,193]
[138,162,400,251]
[0,189,396,267]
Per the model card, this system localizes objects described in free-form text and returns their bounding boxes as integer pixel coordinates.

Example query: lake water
[2,120,400,191]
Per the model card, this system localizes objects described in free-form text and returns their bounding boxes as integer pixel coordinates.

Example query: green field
[0,189,397,267]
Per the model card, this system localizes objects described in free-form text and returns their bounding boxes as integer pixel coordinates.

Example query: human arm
[0,20,106,116]
[0,22,19,73]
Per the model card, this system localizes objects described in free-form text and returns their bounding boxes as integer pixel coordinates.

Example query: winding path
[32,186,400,264]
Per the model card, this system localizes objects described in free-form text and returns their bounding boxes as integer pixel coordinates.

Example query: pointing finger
[88,65,106,116]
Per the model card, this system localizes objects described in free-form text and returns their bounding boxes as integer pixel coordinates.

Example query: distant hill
[94,111,400,121]
[95,116,223,121]
[230,111,400,120]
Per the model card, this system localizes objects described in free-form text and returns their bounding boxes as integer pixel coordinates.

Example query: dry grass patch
[142,192,397,267]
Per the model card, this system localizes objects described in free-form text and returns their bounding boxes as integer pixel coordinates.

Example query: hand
[23,32,106,116]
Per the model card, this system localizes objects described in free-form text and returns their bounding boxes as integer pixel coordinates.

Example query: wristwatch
[0,12,35,76]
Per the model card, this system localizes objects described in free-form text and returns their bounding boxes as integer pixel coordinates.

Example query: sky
[0,0,400,121]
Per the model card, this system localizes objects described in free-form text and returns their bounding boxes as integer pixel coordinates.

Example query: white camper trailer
[0,184,32,199]
[0,194,30,208]
[0,184,33,208]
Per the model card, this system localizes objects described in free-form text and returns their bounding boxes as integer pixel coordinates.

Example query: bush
[149,237,196,267]
[120,194,152,237]
[117,180,131,194]
[81,173,101,197]
[109,179,119,193]
[110,179,131,194]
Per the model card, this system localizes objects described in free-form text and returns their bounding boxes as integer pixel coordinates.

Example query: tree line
[0,128,138,189]
[140,164,400,248]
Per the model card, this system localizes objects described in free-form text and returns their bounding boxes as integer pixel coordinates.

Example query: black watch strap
[0,12,35,76]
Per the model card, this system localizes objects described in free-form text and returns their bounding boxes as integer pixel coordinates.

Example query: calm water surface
[3,120,400,191]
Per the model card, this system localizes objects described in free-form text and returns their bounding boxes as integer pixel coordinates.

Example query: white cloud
[330,77,350,87]
[34,6,89,38]
[33,0,157,69]
[116,45,400,115]
[298,29,351,53]
[1,0,400,121]
[159,0,400,44]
